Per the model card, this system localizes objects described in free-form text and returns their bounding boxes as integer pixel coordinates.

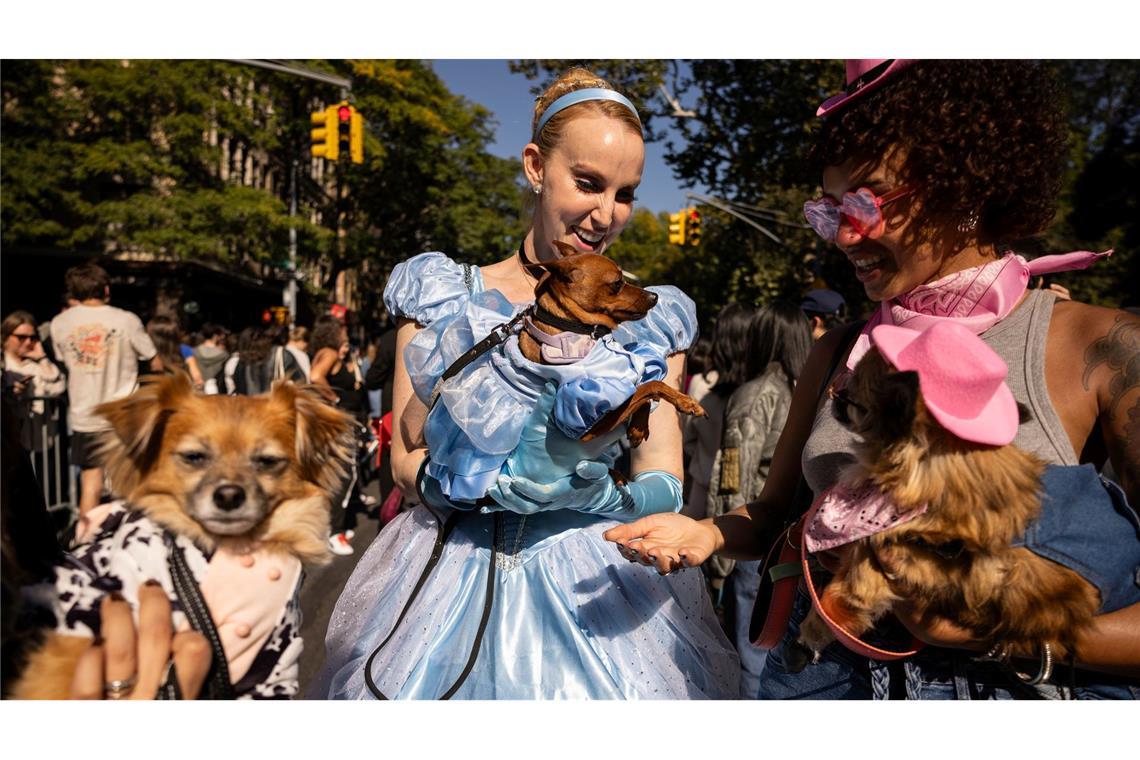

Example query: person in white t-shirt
[286,325,312,384]
[50,263,163,519]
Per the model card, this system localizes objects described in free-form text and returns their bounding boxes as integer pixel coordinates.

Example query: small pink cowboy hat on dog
[817,59,916,117]
[869,321,1018,446]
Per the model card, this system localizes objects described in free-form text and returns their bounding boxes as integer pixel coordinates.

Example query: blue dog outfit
[310,252,741,700]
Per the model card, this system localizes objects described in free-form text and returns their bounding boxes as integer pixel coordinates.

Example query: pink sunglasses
[803,185,914,243]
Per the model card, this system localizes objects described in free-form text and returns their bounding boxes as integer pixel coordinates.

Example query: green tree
[606,208,682,284]
[509,60,670,140]
[1042,60,1140,307]
[2,60,328,265]
[2,59,527,322]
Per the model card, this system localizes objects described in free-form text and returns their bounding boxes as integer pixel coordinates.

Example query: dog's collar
[532,304,611,340]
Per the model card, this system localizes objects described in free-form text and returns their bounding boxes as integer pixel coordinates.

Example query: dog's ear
[94,373,194,492]
[272,382,354,496]
[539,246,586,283]
[875,370,920,444]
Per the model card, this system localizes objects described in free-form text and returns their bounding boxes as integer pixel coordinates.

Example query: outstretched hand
[603,513,720,576]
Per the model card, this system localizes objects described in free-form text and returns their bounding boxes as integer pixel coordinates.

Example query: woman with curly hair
[608,60,1140,699]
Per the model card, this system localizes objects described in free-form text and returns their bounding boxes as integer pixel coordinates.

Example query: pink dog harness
[523,316,598,364]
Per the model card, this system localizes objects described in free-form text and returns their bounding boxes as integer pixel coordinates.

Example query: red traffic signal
[337,105,352,122]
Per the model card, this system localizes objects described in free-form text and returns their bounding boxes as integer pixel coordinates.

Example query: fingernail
[143,579,161,588]
[92,635,104,646]
[109,591,125,602]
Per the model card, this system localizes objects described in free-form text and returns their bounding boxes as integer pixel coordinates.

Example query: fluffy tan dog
[13,373,353,699]
[793,347,1100,669]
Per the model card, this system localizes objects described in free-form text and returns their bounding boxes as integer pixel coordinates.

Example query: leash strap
[799,495,925,661]
[363,508,499,700]
[161,532,235,699]
[427,306,534,410]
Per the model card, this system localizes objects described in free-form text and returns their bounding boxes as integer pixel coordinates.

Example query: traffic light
[686,208,702,246]
[310,105,338,161]
[336,103,352,162]
[668,210,686,245]
[350,106,364,164]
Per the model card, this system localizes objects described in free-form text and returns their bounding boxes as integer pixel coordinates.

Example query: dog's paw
[675,395,706,418]
[782,639,818,674]
[797,609,836,656]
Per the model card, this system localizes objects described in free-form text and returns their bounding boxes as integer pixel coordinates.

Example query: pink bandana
[804,480,928,553]
[847,250,1112,369]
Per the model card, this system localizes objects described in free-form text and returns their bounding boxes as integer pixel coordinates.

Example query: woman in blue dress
[310,67,741,700]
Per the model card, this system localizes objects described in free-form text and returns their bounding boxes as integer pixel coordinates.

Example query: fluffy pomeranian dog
[793,322,1101,672]
[12,373,353,699]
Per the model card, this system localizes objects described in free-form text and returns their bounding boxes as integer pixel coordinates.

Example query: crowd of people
[2,59,1137,701]
[1,262,400,558]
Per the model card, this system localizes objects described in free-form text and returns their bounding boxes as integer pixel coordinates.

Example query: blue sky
[430,60,699,216]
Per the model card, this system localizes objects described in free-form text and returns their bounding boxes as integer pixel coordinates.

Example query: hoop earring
[957,209,979,234]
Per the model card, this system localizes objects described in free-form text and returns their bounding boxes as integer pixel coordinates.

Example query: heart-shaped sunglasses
[803,186,914,243]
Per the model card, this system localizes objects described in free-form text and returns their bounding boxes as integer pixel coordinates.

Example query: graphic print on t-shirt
[66,323,120,372]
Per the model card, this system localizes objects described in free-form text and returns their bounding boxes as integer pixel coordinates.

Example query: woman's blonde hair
[531,67,642,157]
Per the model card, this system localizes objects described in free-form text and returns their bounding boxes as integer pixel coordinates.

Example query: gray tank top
[802,289,1078,496]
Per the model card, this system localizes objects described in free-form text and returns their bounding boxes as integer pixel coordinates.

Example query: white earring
[532,184,542,195]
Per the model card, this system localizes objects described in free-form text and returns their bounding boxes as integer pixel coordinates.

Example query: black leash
[428,308,532,410]
[362,509,500,700]
[159,532,235,700]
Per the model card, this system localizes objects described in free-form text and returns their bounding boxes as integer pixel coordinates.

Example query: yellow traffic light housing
[686,207,702,246]
[350,107,364,164]
[310,105,339,161]
[668,211,686,245]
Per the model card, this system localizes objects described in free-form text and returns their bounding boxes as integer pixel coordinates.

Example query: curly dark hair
[813,60,1069,243]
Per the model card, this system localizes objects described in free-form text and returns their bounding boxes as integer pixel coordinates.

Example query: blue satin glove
[483,380,624,515]
[490,463,682,523]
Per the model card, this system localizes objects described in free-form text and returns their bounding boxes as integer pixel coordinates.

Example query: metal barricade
[25,395,77,533]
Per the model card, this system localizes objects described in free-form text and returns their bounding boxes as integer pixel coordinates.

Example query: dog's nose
[213,485,247,512]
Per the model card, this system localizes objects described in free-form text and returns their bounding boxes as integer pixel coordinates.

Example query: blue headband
[532,88,642,141]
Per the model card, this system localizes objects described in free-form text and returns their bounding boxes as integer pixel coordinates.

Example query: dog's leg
[582,381,706,442]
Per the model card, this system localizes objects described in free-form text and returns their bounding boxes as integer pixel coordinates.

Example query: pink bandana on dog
[804,480,928,553]
[847,250,1112,369]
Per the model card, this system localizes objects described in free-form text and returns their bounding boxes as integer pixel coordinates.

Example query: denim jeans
[727,560,769,699]
[757,587,1139,700]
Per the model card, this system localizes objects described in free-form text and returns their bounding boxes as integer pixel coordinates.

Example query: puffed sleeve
[382,252,471,327]
[611,285,699,356]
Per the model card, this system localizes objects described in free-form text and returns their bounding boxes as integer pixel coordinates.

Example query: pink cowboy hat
[869,322,1018,446]
[817,59,917,118]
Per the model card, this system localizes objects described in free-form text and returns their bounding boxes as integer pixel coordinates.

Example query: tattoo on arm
[1082,317,1140,414]
[1083,316,1140,499]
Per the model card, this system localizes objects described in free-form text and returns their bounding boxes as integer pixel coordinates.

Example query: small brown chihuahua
[519,240,706,447]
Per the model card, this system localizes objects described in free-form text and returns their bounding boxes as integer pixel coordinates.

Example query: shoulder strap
[428,306,534,410]
[159,533,235,700]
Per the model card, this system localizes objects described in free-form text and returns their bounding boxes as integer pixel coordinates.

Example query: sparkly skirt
[309,504,741,699]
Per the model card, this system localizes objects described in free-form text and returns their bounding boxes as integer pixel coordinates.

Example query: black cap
[801,289,846,316]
